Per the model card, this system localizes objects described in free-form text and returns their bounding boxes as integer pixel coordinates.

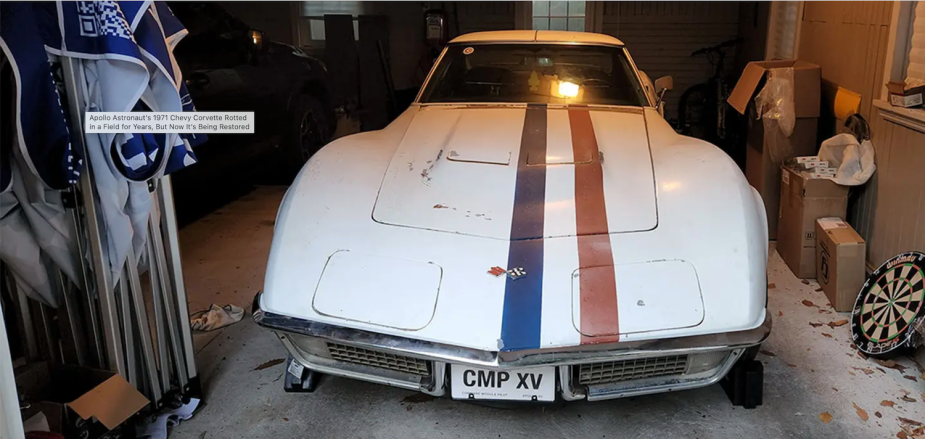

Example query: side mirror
[654,75,673,106]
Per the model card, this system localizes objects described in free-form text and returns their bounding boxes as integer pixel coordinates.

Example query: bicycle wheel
[677,84,712,140]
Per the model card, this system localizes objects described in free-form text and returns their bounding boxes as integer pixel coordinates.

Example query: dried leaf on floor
[815,287,824,292]
[786,362,798,368]
[760,350,776,357]
[828,320,849,328]
[802,279,811,285]
[904,375,919,382]
[876,412,883,418]
[854,403,869,421]
[802,300,815,307]
[822,333,833,338]
[877,359,899,369]
[283,418,289,422]
[819,412,833,423]
[898,431,908,439]
[252,358,285,371]
[779,311,783,317]
[769,283,777,289]
[832,387,838,392]
[899,417,923,427]
[902,395,917,403]
[810,322,824,328]
[853,367,875,375]
[882,400,895,407]
[849,371,857,376]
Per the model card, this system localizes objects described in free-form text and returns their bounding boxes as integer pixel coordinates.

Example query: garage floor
[171,186,924,439]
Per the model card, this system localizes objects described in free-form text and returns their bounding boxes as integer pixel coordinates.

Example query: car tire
[282,94,332,179]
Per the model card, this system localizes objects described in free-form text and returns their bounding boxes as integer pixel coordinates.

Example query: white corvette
[254,30,771,404]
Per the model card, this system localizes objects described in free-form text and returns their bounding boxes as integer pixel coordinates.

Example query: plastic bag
[818,133,876,186]
[755,67,796,137]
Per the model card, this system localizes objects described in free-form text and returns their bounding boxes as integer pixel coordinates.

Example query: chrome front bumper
[253,292,772,401]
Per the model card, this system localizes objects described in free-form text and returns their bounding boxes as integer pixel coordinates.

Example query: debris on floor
[253,358,285,371]
[190,304,245,332]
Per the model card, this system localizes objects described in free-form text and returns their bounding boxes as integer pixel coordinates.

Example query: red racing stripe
[569,107,620,344]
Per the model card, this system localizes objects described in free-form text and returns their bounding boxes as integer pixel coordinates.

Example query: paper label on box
[287,360,304,378]
[782,170,790,185]
[796,156,819,163]
[891,93,924,107]
[817,167,837,175]
[819,218,847,230]
[806,172,834,179]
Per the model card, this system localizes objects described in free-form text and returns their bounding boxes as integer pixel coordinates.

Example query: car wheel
[283,95,331,178]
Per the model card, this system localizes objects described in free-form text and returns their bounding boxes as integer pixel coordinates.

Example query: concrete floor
[172,186,924,439]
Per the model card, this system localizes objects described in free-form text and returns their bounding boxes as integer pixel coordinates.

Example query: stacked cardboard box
[815,218,866,311]
[777,164,849,278]
[728,60,822,239]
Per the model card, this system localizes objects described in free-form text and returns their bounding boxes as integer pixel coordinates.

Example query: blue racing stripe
[500,105,547,352]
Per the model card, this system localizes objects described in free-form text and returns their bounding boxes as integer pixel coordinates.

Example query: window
[299,1,364,46]
[531,1,586,32]
[419,44,647,107]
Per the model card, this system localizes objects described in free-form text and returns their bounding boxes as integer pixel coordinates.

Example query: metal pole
[59,57,125,376]
[67,188,104,367]
[37,303,58,364]
[118,278,137,386]
[10,275,38,360]
[57,271,86,366]
[157,177,198,387]
[149,211,188,389]
[125,246,163,405]
[146,237,172,394]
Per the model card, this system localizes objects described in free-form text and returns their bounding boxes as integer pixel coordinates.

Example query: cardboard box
[729,60,822,239]
[16,362,148,439]
[815,218,866,311]
[777,166,849,278]
[886,81,925,108]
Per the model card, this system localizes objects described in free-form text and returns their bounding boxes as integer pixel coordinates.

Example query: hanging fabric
[0,2,80,190]
[0,1,203,290]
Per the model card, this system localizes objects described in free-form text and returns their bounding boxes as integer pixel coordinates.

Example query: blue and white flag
[0,2,79,190]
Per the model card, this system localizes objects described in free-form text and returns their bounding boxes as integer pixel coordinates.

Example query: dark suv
[167,2,336,221]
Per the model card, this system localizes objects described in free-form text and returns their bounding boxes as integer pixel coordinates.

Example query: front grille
[577,355,689,385]
[326,343,431,376]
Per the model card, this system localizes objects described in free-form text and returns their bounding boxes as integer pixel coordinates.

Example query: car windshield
[419,43,648,106]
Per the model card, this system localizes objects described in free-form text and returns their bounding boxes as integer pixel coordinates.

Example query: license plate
[450,365,556,401]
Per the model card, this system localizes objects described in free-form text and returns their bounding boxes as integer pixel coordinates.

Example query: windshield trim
[413,42,654,108]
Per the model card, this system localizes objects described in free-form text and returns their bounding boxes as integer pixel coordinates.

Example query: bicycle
[677,38,743,153]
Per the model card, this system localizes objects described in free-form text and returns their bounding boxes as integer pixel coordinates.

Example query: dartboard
[852,252,925,356]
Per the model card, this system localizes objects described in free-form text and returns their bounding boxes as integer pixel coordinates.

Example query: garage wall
[218,1,295,45]
[795,2,916,268]
[447,1,516,34]
[798,2,893,128]
[366,2,516,91]
[600,2,742,120]
[852,113,925,268]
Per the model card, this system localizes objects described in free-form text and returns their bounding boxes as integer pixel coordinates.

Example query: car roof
[448,30,624,47]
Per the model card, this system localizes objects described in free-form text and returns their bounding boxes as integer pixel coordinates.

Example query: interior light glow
[558,81,580,98]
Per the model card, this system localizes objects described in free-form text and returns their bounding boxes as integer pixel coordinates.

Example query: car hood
[372,105,657,240]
